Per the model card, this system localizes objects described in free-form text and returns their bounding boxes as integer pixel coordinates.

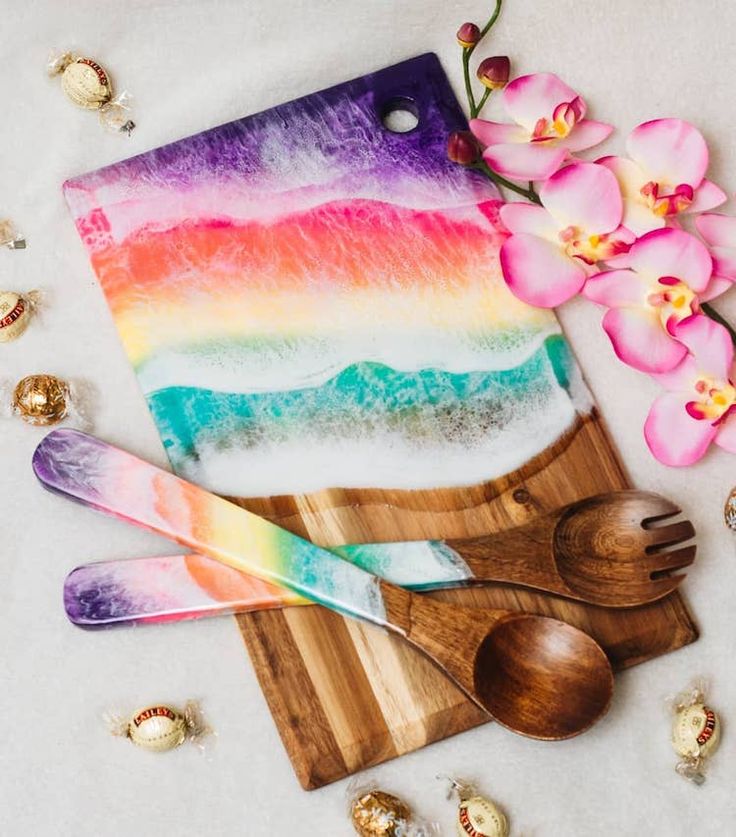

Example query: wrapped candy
[106,700,211,753]
[47,50,135,134]
[1,374,89,428]
[0,218,25,249]
[0,290,41,343]
[443,777,509,837]
[669,679,721,785]
[724,486,736,530]
[348,781,440,837]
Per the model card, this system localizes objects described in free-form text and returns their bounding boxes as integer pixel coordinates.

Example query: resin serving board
[63,53,697,788]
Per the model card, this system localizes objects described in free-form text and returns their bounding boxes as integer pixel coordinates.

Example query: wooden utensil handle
[445,526,558,591]
[33,430,404,632]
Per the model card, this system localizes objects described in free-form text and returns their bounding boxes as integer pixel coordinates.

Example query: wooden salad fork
[34,429,614,740]
[448,490,696,608]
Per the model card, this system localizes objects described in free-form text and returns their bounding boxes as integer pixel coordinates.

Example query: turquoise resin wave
[147,335,577,486]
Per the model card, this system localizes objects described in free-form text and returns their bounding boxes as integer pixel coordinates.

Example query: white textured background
[1,1,735,834]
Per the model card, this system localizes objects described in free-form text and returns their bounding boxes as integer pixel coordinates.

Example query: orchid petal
[644,391,717,466]
[688,179,728,214]
[602,307,688,373]
[672,314,734,380]
[501,73,580,132]
[560,120,614,153]
[695,213,736,248]
[700,275,735,302]
[622,201,667,236]
[583,269,647,307]
[500,233,587,307]
[482,143,567,181]
[626,118,708,187]
[469,118,527,147]
[651,354,699,392]
[627,228,713,292]
[709,246,736,282]
[715,415,736,452]
[597,155,646,196]
[499,203,558,238]
[540,162,622,233]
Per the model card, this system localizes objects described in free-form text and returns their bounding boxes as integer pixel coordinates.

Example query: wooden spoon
[34,429,614,740]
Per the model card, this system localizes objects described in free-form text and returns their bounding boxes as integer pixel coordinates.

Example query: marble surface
[1,1,735,834]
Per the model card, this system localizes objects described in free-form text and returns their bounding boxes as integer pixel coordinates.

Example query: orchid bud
[456,22,481,49]
[447,131,480,166]
[477,56,510,89]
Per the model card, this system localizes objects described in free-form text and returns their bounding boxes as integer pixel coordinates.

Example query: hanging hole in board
[380,96,420,133]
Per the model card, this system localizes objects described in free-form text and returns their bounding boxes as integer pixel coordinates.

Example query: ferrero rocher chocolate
[456,795,508,837]
[12,374,69,425]
[0,291,39,343]
[350,790,412,837]
[127,705,187,753]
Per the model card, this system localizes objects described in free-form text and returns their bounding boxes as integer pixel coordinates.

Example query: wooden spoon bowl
[473,615,613,739]
[382,584,614,739]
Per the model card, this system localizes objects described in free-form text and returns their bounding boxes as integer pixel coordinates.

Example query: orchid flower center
[687,377,736,423]
[531,98,584,143]
[646,275,701,334]
[558,225,629,265]
[640,181,694,217]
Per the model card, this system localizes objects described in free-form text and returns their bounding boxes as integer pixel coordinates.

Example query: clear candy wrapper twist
[347,778,440,837]
[667,678,722,785]
[0,218,26,249]
[47,49,135,134]
[105,700,213,753]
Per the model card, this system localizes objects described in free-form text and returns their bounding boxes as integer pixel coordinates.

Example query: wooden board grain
[232,409,699,789]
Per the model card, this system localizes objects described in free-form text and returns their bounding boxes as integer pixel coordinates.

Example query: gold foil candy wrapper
[107,700,212,753]
[1,374,90,429]
[669,679,722,784]
[0,290,41,343]
[47,50,135,134]
[0,218,26,249]
[348,780,440,837]
[444,777,509,837]
[723,486,736,530]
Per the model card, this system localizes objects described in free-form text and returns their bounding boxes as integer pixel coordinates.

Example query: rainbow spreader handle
[64,538,473,628]
[35,429,465,629]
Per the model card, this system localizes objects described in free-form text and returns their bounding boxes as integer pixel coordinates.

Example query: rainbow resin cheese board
[63,53,697,787]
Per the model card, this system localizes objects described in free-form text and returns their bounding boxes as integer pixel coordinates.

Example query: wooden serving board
[63,53,698,790]
[233,410,698,789]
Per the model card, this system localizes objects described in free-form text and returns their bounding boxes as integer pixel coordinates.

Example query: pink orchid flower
[598,119,726,235]
[500,162,633,307]
[469,73,613,182]
[583,228,721,374]
[695,213,736,296]
[645,315,736,466]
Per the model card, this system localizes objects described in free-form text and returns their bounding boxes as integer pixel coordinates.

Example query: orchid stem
[461,0,503,119]
[473,88,492,118]
[460,1,539,202]
[472,161,541,203]
[702,302,736,347]
[462,49,477,116]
